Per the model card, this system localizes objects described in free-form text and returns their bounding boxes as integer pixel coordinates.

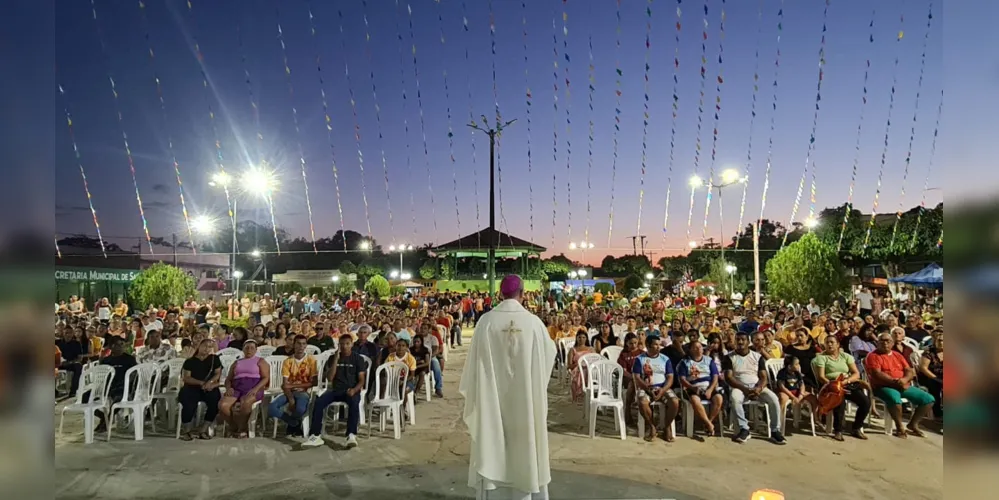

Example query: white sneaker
[345,434,358,449]
[301,435,324,448]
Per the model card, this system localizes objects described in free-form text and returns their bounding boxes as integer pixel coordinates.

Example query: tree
[419,260,436,279]
[129,263,197,310]
[327,280,355,297]
[364,274,391,298]
[338,259,357,275]
[702,257,747,296]
[622,275,644,295]
[765,234,849,305]
[594,282,614,295]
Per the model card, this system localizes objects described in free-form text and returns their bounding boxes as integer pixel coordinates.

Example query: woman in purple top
[219,339,270,438]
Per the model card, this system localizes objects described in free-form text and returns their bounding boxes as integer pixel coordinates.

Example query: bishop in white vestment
[460,275,557,500]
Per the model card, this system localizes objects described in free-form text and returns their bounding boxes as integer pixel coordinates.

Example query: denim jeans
[309,390,360,437]
[729,387,781,433]
[430,357,443,392]
[268,391,311,431]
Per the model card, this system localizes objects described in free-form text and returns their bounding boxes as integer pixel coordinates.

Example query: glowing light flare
[241,168,276,196]
[689,175,704,189]
[720,168,742,185]
[191,215,217,235]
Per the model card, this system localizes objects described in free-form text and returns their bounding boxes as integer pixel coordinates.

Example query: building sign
[55,267,139,283]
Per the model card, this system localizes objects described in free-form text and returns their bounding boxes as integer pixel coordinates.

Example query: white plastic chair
[900,337,920,353]
[59,365,114,444]
[260,355,287,433]
[256,346,277,358]
[586,360,626,440]
[577,352,603,418]
[218,354,239,382]
[305,344,321,356]
[107,363,161,441]
[218,347,243,359]
[600,346,623,364]
[636,400,677,440]
[367,361,411,439]
[436,325,450,362]
[557,338,576,385]
[151,358,186,429]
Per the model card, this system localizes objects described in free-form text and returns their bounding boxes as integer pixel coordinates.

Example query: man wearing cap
[460,275,556,500]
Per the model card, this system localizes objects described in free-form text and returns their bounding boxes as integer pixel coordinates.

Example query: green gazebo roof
[432,227,546,257]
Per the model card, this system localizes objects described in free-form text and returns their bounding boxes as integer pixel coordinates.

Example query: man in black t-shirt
[56,326,85,396]
[302,334,367,450]
[92,338,137,432]
[307,322,336,352]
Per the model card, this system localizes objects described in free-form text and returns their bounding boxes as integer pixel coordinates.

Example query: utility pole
[753,220,761,306]
[627,235,647,256]
[469,116,517,297]
[172,233,178,266]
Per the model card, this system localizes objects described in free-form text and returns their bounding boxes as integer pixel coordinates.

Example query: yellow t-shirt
[114,303,128,317]
[282,355,318,387]
[592,292,603,304]
[810,326,827,345]
[775,327,796,347]
[386,352,417,375]
[766,341,784,360]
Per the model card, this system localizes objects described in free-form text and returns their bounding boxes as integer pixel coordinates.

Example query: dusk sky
[48,0,985,265]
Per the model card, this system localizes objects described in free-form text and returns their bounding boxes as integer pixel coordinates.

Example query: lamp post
[210,167,277,283]
[233,270,243,298]
[689,168,747,260]
[389,244,413,276]
[469,116,517,297]
[725,263,737,296]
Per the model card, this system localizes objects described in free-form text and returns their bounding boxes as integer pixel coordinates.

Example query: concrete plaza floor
[54,330,943,499]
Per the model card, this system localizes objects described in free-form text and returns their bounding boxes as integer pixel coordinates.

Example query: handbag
[816,374,846,416]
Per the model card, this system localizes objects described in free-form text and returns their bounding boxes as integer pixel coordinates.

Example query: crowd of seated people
[56,290,476,446]
[538,286,943,444]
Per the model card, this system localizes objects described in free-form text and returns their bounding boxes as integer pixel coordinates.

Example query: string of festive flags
[489,0,512,240]
[606,0,624,248]
[863,14,906,251]
[90,0,153,254]
[521,0,535,241]
[460,1,481,249]
[550,12,561,248]
[405,1,438,242]
[275,7,314,254]
[584,28,595,247]
[890,3,934,251]
[911,90,942,250]
[781,0,830,249]
[437,0,461,245]
[55,236,63,259]
[361,0,396,242]
[733,0,767,251]
[137,0,193,251]
[635,0,653,242]
[755,1,785,240]
[306,3,346,250]
[335,9,373,241]
[661,0,682,251]
[235,22,262,167]
[394,0,419,244]
[561,0,573,243]
[58,82,107,258]
[186,0,235,253]
[838,7,877,252]
[685,0,710,245]
[701,0,727,242]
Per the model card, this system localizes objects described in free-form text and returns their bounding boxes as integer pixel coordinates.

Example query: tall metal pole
[487,128,496,297]
[172,233,178,266]
[753,219,761,307]
[231,198,238,288]
[718,186,725,262]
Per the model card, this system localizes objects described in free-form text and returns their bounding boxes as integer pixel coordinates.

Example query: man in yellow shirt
[268,335,317,437]
[592,290,603,305]
[113,299,128,318]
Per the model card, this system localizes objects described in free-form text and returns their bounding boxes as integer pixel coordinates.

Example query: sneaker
[301,435,325,448]
[345,433,358,449]
[732,428,751,444]
[435,390,444,398]
[770,430,787,445]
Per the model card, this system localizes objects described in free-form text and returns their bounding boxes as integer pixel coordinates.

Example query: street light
[390,270,400,279]
[241,168,276,196]
[191,215,216,236]
[689,240,699,248]
[388,243,412,273]
[645,272,655,280]
[568,271,578,279]
[577,269,587,277]
[804,217,819,230]
[232,270,244,279]
[251,249,262,258]
[400,272,412,280]
[688,168,747,260]
[359,240,371,251]
[209,171,231,188]
[331,275,340,282]
[232,269,243,298]
[725,263,737,296]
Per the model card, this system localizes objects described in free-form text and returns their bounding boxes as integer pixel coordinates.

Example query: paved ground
[54,331,943,499]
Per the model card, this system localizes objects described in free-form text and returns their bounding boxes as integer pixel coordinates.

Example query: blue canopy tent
[888,262,943,288]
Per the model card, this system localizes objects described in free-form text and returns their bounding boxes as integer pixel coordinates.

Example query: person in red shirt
[435,310,452,330]
[694,295,708,309]
[345,294,361,311]
[864,332,936,438]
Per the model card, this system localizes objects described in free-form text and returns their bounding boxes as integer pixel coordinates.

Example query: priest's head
[500,274,523,300]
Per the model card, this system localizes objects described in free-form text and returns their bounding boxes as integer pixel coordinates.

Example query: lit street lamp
[390,270,400,279]
[191,215,216,236]
[400,272,412,281]
[251,249,262,258]
[689,168,747,260]
[645,272,655,280]
[331,275,340,282]
[804,217,819,230]
[388,243,413,273]
[359,240,371,251]
[232,269,243,297]
[725,263,737,296]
